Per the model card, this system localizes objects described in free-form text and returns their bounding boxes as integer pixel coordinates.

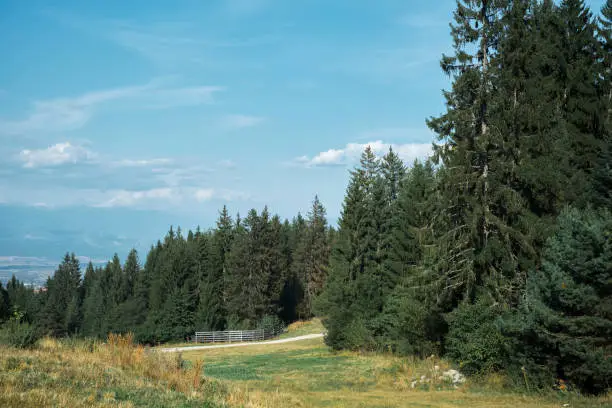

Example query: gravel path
[160,333,325,352]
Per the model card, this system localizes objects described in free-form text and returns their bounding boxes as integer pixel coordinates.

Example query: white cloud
[0,80,224,136]
[0,184,250,210]
[24,234,47,240]
[94,188,174,208]
[92,186,250,208]
[220,114,266,130]
[310,149,345,166]
[112,158,173,167]
[194,188,215,202]
[76,255,107,264]
[295,140,433,168]
[32,202,51,208]
[19,142,96,168]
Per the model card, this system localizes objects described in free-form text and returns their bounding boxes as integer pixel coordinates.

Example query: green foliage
[6,0,612,398]
[0,282,9,323]
[445,300,508,376]
[502,207,612,395]
[257,314,285,335]
[16,201,327,344]
[292,195,330,319]
[39,253,82,336]
[377,285,442,357]
[0,310,41,349]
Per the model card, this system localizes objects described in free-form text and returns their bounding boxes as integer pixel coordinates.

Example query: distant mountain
[0,256,107,287]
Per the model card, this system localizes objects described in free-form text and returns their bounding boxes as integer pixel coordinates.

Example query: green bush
[0,310,41,349]
[445,300,508,376]
[376,288,443,356]
[257,314,285,336]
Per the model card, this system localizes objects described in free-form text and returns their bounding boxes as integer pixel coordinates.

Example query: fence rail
[192,328,279,344]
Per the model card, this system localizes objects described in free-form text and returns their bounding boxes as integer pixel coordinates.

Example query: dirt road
[159,333,324,352]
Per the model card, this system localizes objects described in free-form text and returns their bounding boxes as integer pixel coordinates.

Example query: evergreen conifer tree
[502,207,612,394]
[293,195,330,318]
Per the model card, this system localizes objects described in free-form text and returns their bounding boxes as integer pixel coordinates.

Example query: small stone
[442,369,466,385]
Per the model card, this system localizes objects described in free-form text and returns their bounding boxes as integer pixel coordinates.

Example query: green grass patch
[278,318,325,339]
[183,334,612,408]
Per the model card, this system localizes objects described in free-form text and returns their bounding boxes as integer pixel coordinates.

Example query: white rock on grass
[442,369,466,385]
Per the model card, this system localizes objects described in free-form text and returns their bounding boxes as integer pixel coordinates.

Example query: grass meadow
[0,321,610,408]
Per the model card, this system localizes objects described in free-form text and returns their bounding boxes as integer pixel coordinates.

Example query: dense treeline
[0,198,332,344]
[316,0,611,395]
[1,0,610,396]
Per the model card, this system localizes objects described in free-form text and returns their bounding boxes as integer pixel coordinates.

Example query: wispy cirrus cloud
[46,10,279,68]
[19,142,96,168]
[111,158,173,167]
[94,187,175,208]
[1,139,249,210]
[396,13,448,28]
[294,140,433,168]
[220,114,266,130]
[0,82,153,136]
[0,185,250,210]
[0,80,224,136]
[339,47,441,82]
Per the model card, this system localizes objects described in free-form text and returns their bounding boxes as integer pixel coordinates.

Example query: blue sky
[0,0,606,282]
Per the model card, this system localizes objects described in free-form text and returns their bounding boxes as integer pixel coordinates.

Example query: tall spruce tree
[427,0,532,306]
[39,253,82,336]
[318,147,385,349]
[376,160,443,354]
[594,0,612,207]
[224,209,274,328]
[378,149,408,295]
[293,195,330,319]
[265,214,288,317]
[555,0,603,207]
[279,218,300,322]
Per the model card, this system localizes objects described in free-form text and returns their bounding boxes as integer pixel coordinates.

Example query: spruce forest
[1,0,611,396]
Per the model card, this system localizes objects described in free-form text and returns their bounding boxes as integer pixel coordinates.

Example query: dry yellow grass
[0,334,257,408]
[279,317,325,339]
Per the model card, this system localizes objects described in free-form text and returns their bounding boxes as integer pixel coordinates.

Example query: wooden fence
[192,328,279,344]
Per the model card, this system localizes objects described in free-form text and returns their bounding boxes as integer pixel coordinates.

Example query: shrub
[445,299,508,376]
[257,314,285,336]
[376,289,443,356]
[0,310,41,349]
